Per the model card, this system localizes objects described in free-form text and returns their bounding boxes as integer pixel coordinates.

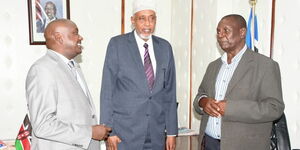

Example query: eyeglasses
[135,16,157,24]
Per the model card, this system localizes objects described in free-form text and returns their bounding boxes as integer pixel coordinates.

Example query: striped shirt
[205,45,247,139]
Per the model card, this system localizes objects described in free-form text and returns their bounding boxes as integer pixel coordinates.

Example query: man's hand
[216,100,227,116]
[166,136,176,150]
[92,125,112,141]
[106,135,121,150]
[199,97,221,117]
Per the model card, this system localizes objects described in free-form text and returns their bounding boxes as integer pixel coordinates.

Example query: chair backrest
[270,113,291,150]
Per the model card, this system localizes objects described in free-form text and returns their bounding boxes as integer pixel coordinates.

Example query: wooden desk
[176,135,199,150]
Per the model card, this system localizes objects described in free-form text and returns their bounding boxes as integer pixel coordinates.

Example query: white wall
[1,0,299,149]
[0,0,121,140]
[273,0,300,148]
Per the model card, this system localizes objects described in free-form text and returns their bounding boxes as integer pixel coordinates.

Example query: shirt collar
[134,30,153,46]
[49,49,76,66]
[221,44,247,64]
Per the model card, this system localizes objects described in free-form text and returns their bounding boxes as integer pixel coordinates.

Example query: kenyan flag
[15,114,32,150]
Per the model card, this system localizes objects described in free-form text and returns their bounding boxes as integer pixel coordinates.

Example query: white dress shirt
[134,30,157,76]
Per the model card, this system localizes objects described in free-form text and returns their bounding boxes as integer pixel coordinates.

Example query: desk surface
[176,135,199,150]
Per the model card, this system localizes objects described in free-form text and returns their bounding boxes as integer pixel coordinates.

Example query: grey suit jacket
[194,49,284,150]
[26,50,100,150]
[100,31,178,150]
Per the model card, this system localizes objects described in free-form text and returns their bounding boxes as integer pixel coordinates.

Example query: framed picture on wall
[27,0,70,45]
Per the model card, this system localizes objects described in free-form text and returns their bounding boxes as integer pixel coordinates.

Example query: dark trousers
[202,134,220,150]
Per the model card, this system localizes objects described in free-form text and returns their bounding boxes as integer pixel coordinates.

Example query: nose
[217,31,225,38]
[79,34,83,41]
[144,19,150,26]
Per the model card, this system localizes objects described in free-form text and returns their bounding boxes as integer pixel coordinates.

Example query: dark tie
[143,43,154,90]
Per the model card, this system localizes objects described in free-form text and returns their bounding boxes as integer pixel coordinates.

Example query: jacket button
[92,115,95,118]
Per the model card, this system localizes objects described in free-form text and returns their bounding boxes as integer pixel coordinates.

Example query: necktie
[68,60,77,79]
[143,43,154,90]
[68,60,89,96]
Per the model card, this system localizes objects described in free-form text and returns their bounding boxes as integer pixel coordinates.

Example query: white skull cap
[132,0,156,15]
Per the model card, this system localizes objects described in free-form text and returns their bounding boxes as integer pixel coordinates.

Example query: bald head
[44,19,74,46]
[44,19,83,59]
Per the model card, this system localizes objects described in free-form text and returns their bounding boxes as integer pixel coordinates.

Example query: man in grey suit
[193,14,285,150]
[100,0,178,149]
[26,19,111,150]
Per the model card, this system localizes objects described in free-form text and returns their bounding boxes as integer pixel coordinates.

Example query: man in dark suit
[36,1,58,33]
[100,0,178,149]
[193,14,284,150]
[26,19,111,150]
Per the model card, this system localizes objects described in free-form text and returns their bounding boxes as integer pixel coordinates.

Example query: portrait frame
[27,0,70,45]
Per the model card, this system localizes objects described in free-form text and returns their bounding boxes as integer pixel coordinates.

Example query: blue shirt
[204,45,247,139]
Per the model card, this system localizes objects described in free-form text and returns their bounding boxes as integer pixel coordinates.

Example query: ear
[53,32,63,44]
[240,27,247,39]
[131,16,135,27]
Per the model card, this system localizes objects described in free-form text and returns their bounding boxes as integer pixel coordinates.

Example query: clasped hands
[199,97,227,117]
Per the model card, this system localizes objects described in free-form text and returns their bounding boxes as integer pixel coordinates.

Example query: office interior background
[0,0,299,149]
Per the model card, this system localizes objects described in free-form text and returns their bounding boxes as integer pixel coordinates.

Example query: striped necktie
[68,60,77,79]
[143,43,154,90]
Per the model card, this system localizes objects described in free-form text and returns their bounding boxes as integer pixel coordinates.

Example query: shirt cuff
[198,94,208,103]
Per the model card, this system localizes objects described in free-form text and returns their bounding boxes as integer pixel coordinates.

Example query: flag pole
[249,0,257,51]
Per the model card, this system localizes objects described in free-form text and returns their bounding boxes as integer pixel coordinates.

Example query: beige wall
[1,0,300,149]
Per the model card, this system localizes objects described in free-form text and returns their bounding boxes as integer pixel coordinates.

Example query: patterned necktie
[68,60,77,79]
[143,43,154,90]
[67,60,88,96]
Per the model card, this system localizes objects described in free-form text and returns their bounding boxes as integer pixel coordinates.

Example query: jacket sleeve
[165,44,178,136]
[100,38,119,134]
[193,62,214,115]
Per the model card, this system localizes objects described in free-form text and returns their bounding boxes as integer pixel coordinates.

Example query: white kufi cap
[132,0,156,14]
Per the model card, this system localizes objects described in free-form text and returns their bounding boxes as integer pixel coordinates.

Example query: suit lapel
[226,50,254,96]
[127,31,153,92]
[211,59,222,97]
[46,50,96,112]
[127,31,146,73]
[152,36,163,93]
[47,50,76,83]
[75,66,96,112]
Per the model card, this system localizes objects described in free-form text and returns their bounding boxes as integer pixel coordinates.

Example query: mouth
[77,43,84,50]
[142,28,152,34]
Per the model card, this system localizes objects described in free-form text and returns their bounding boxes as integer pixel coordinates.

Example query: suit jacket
[26,50,100,150]
[36,19,46,33]
[193,49,285,150]
[100,31,178,150]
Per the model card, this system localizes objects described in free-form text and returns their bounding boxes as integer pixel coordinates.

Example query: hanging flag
[15,114,32,150]
[246,7,259,52]
[35,0,44,24]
